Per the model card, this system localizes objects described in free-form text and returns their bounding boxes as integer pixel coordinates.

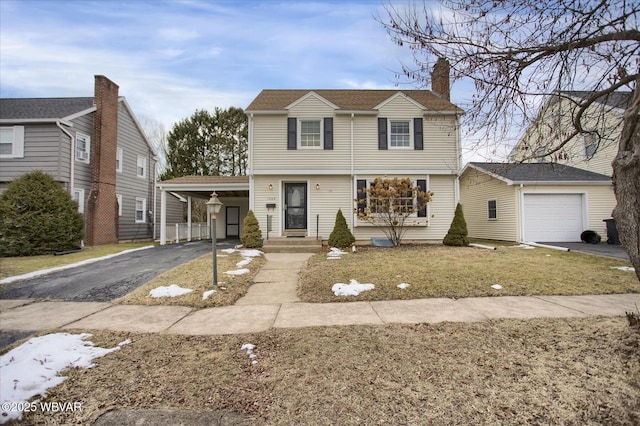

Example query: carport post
[160,189,167,245]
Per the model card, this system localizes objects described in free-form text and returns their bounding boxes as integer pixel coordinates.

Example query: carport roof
[464,162,612,185]
[157,175,249,198]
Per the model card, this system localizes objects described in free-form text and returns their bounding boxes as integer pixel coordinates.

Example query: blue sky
[0,0,501,162]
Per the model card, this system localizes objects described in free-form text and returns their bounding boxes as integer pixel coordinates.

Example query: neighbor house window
[136,156,147,178]
[299,120,322,148]
[487,199,497,220]
[583,133,599,159]
[389,120,411,148]
[116,147,123,173]
[135,198,146,223]
[73,188,85,214]
[0,126,25,158]
[116,194,123,216]
[76,133,90,162]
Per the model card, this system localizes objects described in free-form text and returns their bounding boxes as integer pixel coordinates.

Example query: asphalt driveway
[541,242,630,260]
[0,240,238,302]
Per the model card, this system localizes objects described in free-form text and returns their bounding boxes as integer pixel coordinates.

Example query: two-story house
[156,59,464,246]
[459,91,629,243]
[0,75,177,245]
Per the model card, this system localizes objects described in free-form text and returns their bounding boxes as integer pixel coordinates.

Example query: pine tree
[328,209,356,248]
[241,210,263,248]
[0,171,84,256]
[443,203,469,247]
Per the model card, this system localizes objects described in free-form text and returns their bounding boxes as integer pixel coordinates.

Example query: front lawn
[299,244,639,303]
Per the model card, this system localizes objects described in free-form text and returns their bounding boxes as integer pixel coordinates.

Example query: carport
[157,176,250,245]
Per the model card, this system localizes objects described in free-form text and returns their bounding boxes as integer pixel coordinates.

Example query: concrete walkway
[1,252,639,337]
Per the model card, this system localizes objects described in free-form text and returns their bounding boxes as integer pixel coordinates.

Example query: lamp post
[206,192,223,289]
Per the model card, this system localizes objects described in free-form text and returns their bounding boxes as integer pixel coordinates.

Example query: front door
[284,183,307,231]
[226,206,240,238]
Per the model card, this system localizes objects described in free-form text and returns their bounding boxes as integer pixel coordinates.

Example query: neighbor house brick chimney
[431,58,450,101]
[86,75,119,245]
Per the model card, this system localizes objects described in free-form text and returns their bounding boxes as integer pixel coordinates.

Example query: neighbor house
[0,75,182,244]
[157,59,464,246]
[459,162,614,242]
[458,90,629,243]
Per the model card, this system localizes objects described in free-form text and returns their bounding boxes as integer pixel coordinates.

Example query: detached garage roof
[464,162,612,185]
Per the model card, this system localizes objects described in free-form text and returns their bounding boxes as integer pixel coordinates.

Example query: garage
[523,193,584,242]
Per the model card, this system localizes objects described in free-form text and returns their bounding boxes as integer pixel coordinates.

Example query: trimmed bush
[0,171,84,256]
[328,209,356,248]
[443,203,469,247]
[241,210,263,248]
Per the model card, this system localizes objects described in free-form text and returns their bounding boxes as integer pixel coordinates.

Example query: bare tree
[382,0,640,279]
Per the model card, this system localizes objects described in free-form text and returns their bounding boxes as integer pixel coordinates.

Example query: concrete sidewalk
[1,253,639,337]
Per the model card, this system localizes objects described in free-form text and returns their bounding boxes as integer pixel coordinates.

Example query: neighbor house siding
[0,123,68,185]
[70,114,95,204]
[460,169,519,241]
[115,102,155,240]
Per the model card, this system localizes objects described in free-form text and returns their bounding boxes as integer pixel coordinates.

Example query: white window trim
[73,188,85,214]
[135,197,146,223]
[136,155,147,179]
[0,126,25,158]
[116,147,123,173]
[75,132,91,163]
[388,119,413,149]
[357,178,429,224]
[487,199,497,220]
[297,118,323,149]
[116,194,123,217]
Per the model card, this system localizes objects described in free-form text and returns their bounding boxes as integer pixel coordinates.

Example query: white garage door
[523,194,584,242]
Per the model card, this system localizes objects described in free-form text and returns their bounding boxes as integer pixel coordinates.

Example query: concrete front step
[262,237,323,253]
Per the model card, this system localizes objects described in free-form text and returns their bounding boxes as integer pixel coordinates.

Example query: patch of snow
[0,246,154,284]
[332,279,375,296]
[241,343,257,365]
[239,249,263,258]
[397,283,410,290]
[225,268,250,276]
[491,284,503,290]
[327,257,341,260]
[149,284,193,298]
[236,258,252,268]
[328,247,348,257]
[0,333,128,423]
[546,254,551,257]
[610,266,635,272]
[202,289,217,300]
[512,244,535,249]
[221,248,236,254]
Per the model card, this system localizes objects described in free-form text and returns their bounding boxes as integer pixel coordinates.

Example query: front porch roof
[158,175,249,198]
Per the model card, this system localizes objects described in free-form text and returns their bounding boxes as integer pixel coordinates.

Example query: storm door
[284,183,307,230]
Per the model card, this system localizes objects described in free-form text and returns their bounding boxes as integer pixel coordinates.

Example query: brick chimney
[431,58,450,101]
[86,75,119,245]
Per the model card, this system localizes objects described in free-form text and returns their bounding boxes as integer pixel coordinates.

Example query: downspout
[153,157,158,241]
[350,112,355,232]
[57,121,75,196]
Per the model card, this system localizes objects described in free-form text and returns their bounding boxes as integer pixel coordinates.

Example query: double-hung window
[116,147,123,173]
[136,156,147,179]
[389,120,411,148]
[299,120,322,148]
[0,126,25,158]
[487,199,497,220]
[76,133,90,162]
[135,198,146,223]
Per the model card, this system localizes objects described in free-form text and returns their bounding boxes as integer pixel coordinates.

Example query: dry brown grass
[114,250,265,308]
[299,245,640,303]
[19,317,640,425]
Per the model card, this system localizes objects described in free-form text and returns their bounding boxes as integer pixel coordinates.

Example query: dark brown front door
[284,183,306,230]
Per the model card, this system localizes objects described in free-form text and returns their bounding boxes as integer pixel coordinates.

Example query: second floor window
[76,133,90,162]
[137,156,147,179]
[116,147,123,173]
[299,120,321,148]
[390,120,411,148]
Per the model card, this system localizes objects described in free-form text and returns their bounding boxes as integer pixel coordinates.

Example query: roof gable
[285,91,340,110]
[246,89,463,113]
[464,162,612,184]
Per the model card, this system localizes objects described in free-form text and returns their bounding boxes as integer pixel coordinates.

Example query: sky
[0,0,503,163]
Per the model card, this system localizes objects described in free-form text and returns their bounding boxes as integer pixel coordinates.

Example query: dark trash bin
[603,218,621,245]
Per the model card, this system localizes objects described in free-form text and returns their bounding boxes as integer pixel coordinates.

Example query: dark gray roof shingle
[0,98,95,120]
[469,162,611,182]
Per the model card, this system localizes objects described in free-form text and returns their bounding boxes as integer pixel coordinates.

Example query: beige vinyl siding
[354,97,458,171]
[0,123,69,184]
[520,184,615,238]
[252,96,350,172]
[115,103,156,240]
[253,174,351,238]
[460,169,519,241]
[353,174,456,242]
